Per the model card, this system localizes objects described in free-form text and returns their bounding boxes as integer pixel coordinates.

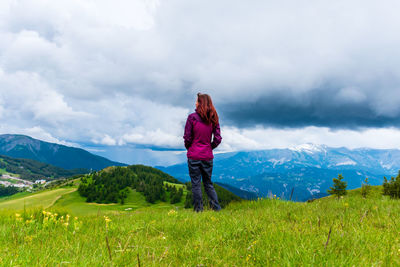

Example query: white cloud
[92,134,117,146]
[0,125,79,147]
[122,128,181,148]
[0,69,90,125]
[217,126,400,151]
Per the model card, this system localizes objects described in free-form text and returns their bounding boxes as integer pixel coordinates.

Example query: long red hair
[196,93,219,125]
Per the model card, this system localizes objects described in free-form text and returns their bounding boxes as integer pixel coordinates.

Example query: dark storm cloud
[220,87,400,129]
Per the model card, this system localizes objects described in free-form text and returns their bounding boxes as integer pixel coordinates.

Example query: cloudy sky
[1,0,400,166]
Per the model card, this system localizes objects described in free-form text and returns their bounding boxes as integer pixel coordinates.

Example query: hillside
[0,184,183,215]
[0,184,398,266]
[78,165,242,208]
[215,181,258,199]
[0,134,126,170]
[0,164,243,214]
[160,144,400,201]
[0,154,86,181]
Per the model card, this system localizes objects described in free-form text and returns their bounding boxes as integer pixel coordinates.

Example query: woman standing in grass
[183,93,222,212]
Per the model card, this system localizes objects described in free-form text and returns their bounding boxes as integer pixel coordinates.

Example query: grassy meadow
[0,185,399,266]
[0,188,76,210]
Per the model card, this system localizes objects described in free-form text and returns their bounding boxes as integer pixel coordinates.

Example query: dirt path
[46,188,77,209]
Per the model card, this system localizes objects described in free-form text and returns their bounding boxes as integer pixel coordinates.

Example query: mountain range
[0,134,126,170]
[3,134,400,201]
[0,134,255,199]
[159,144,400,201]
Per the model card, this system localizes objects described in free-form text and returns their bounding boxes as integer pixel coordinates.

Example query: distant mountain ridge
[0,134,126,170]
[0,154,85,181]
[159,144,400,201]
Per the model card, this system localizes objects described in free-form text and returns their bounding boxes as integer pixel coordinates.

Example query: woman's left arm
[211,123,222,149]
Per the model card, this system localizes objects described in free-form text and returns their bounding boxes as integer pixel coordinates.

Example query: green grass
[0,168,19,178]
[0,188,76,210]
[164,181,186,189]
[0,191,32,202]
[0,185,399,266]
[52,188,183,216]
[0,184,186,216]
[0,168,7,175]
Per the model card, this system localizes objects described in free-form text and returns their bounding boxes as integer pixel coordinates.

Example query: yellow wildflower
[74,221,82,231]
[167,209,177,216]
[104,216,112,229]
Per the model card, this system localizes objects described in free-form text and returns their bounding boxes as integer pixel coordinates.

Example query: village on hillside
[0,174,47,189]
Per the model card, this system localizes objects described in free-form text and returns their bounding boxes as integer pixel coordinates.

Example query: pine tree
[184,191,193,208]
[383,176,390,196]
[327,174,347,199]
[382,171,400,198]
[170,186,183,204]
[361,177,371,198]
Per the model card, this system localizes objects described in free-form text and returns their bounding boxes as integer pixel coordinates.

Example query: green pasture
[0,188,76,210]
[0,183,186,216]
[0,185,399,266]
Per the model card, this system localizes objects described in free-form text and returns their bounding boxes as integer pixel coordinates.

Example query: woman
[183,93,222,212]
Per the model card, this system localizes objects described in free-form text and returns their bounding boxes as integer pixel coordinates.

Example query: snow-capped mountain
[289,143,328,154]
[158,144,400,201]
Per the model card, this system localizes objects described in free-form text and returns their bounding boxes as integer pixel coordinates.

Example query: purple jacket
[183,111,222,160]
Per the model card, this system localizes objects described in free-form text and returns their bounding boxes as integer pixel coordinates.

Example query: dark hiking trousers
[187,158,221,212]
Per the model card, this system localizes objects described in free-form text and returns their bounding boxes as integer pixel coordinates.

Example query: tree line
[0,184,19,197]
[78,165,183,204]
[77,164,243,207]
[165,183,184,204]
[328,171,400,199]
[383,171,400,198]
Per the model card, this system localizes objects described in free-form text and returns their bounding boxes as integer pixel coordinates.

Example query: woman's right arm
[183,115,193,149]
